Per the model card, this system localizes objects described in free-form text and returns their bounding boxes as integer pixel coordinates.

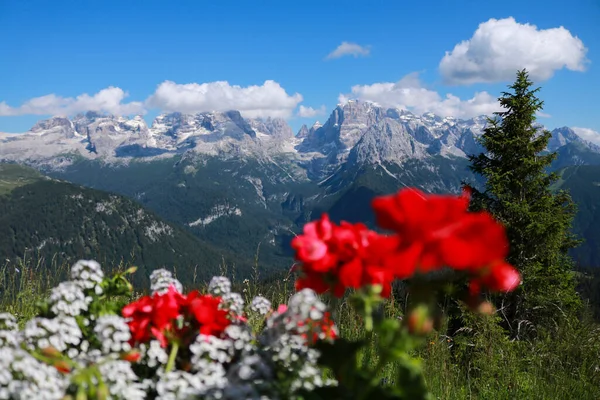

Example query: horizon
[1,0,598,141]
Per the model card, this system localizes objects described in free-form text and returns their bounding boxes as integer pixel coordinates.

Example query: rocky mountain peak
[309,121,322,134]
[249,117,293,138]
[297,124,309,138]
[30,116,78,138]
[548,127,582,152]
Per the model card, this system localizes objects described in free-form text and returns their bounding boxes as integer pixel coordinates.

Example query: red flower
[292,215,398,297]
[122,285,189,347]
[123,286,232,347]
[186,292,231,336]
[476,261,521,292]
[372,188,520,293]
[122,295,154,344]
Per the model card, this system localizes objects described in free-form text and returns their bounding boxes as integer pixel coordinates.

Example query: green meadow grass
[1,256,599,399]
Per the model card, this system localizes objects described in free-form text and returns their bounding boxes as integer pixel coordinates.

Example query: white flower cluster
[257,289,338,392]
[139,340,169,369]
[250,296,272,316]
[22,316,82,353]
[208,276,232,296]
[0,259,338,399]
[0,346,69,400]
[71,259,104,295]
[150,269,183,295]
[94,315,132,354]
[155,368,225,400]
[209,276,246,319]
[190,334,234,366]
[98,360,147,400]
[221,292,245,317]
[281,288,338,340]
[0,313,18,347]
[48,281,92,317]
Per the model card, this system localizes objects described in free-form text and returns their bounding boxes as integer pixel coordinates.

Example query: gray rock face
[30,116,77,138]
[349,119,428,165]
[249,117,294,139]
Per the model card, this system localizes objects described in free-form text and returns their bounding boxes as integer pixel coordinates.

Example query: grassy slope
[0,163,43,195]
[553,165,600,267]
[0,163,260,287]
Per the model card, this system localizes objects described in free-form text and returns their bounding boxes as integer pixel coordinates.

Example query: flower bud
[407,304,433,335]
[120,350,141,363]
[53,360,71,374]
[477,301,495,315]
[41,346,61,358]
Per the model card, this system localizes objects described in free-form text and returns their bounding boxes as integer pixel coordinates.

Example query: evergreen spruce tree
[467,69,581,337]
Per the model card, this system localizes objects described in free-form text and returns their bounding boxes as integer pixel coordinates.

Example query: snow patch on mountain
[145,222,174,242]
[188,204,243,227]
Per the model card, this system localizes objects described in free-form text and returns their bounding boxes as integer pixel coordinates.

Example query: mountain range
[1,100,599,275]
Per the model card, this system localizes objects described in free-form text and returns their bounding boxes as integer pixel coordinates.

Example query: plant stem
[165,341,180,373]
[365,301,373,332]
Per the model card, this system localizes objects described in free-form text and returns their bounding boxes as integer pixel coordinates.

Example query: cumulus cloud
[326,42,371,60]
[146,80,303,119]
[439,17,589,85]
[572,127,600,145]
[338,72,503,119]
[297,105,327,118]
[0,87,145,116]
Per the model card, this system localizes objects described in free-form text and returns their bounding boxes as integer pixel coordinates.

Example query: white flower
[0,346,68,400]
[0,330,18,347]
[0,313,18,331]
[250,296,272,316]
[208,276,232,296]
[22,316,82,353]
[0,313,19,347]
[98,360,147,400]
[228,353,272,382]
[73,348,104,366]
[155,368,226,400]
[190,334,234,366]
[150,269,183,295]
[94,315,132,354]
[221,292,245,316]
[223,324,255,353]
[139,340,169,368]
[287,289,327,324]
[48,281,91,317]
[71,259,104,295]
[205,354,275,399]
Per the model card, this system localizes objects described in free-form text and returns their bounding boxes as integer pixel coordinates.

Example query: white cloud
[297,105,327,118]
[339,72,503,119]
[572,127,600,145]
[536,111,552,118]
[326,42,371,60]
[146,80,303,119]
[0,87,145,116]
[439,17,589,85]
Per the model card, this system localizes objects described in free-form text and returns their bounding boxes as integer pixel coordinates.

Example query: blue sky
[0,0,598,140]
